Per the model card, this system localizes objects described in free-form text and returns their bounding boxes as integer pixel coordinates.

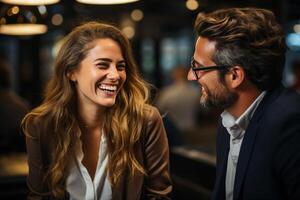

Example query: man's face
[187,37,237,109]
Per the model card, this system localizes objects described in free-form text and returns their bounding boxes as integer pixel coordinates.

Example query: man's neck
[227,88,262,119]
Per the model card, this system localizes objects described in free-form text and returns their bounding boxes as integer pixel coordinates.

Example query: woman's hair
[22,21,150,198]
[194,7,286,91]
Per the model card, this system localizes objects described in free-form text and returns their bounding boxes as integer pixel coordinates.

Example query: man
[187,8,300,200]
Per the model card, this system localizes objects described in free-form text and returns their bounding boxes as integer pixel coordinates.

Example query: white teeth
[99,84,117,91]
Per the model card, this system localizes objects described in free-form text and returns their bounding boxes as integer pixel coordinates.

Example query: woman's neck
[78,103,105,131]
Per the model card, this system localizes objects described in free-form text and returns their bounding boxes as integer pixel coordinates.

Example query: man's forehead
[195,37,216,52]
[193,36,216,65]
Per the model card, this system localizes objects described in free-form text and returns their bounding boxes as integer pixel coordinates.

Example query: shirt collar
[221,91,266,138]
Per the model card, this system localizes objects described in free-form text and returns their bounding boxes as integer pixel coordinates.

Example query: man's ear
[229,66,245,89]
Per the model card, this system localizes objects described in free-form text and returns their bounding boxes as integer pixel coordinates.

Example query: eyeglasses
[191,57,230,79]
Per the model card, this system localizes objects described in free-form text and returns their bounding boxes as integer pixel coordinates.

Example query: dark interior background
[1,0,300,199]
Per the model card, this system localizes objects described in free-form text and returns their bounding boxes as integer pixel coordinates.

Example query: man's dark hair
[194,7,286,91]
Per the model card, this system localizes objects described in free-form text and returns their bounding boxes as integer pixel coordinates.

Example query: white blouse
[66,133,112,200]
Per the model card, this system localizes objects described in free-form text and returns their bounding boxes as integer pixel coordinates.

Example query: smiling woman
[21,22,172,200]
[68,38,127,108]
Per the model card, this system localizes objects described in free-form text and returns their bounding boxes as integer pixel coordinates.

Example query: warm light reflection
[131,9,143,21]
[75,0,139,5]
[51,13,63,26]
[186,0,199,11]
[0,17,6,24]
[7,6,19,16]
[0,0,60,5]
[294,24,300,34]
[122,26,135,39]
[0,24,47,35]
[30,15,37,23]
[11,6,19,15]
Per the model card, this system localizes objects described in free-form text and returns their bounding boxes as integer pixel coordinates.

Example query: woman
[22,22,172,200]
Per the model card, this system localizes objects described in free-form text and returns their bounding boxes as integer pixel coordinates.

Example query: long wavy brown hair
[22,22,150,198]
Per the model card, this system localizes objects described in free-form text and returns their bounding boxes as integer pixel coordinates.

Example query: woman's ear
[67,71,77,82]
[229,66,245,89]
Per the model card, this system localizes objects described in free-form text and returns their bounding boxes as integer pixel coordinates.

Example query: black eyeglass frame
[191,58,231,79]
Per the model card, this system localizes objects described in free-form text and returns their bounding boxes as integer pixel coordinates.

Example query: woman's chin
[99,99,117,107]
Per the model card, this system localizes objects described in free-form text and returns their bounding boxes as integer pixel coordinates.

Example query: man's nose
[187,68,197,81]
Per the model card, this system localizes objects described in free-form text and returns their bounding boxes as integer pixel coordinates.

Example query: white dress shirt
[66,132,112,200]
[221,91,266,200]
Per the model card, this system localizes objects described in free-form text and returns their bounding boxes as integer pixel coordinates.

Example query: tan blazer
[26,106,172,200]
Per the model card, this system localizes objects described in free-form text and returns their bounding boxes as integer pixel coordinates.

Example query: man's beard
[200,83,237,110]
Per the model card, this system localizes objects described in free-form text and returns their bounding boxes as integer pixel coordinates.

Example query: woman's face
[69,38,127,110]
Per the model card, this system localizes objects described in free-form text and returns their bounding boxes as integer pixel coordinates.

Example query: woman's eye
[96,62,109,68]
[117,64,126,71]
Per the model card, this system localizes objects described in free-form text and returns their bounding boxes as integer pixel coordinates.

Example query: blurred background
[1,0,300,199]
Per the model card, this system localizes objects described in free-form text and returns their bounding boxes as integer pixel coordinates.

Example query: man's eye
[192,61,201,68]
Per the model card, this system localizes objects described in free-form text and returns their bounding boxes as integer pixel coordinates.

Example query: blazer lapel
[111,168,143,200]
[112,172,126,200]
[233,88,282,200]
[213,125,230,200]
[233,117,260,200]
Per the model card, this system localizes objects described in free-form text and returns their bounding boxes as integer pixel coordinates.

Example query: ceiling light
[0,24,47,35]
[0,0,60,6]
[0,5,48,35]
[75,0,139,5]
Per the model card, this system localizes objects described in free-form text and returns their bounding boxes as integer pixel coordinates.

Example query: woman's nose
[107,65,120,80]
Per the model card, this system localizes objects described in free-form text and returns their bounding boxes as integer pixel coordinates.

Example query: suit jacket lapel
[233,88,282,200]
[233,117,260,200]
[213,124,230,200]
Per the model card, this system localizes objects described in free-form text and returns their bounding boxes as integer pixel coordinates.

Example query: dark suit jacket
[26,106,172,200]
[212,87,300,200]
